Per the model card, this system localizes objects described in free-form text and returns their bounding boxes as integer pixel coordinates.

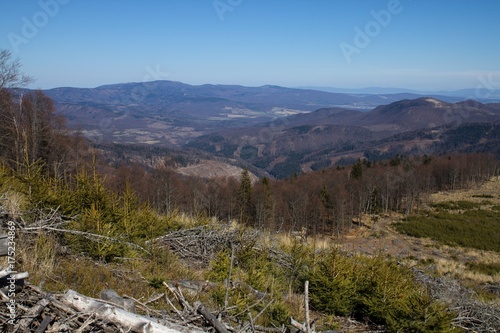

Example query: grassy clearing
[431,200,482,210]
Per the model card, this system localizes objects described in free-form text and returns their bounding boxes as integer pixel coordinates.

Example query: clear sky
[1,0,499,91]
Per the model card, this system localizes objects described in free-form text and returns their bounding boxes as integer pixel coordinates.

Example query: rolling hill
[44,81,464,146]
[187,98,500,178]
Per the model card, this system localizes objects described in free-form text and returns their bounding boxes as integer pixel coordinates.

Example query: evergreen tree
[237,169,254,224]
[351,160,363,180]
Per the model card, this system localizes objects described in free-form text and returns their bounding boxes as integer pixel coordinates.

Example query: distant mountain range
[43,80,470,146]
[298,86,500,101]
[38,80,500,178]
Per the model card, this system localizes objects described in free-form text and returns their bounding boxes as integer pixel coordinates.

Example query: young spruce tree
[237,169,254,224]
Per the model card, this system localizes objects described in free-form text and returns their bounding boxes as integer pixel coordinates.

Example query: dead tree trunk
[62,289,205,333]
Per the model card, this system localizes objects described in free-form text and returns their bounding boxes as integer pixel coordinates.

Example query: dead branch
[195,301,230,333]
[412,268,500,333]
[13,297,50,332]
[304,281,311,333]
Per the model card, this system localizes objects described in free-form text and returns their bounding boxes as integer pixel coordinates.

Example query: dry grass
[16,233,58,282]
[430,176,500,205]
[434,248,500,285]
[275,232,331,251]
[0,189,27,218]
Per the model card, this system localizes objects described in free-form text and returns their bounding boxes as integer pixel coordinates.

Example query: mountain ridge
[32,80,500,178]
[186,97,500,178]
[42,80,475,146]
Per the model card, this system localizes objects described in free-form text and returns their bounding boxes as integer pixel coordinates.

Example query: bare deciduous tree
[0,49,32,89]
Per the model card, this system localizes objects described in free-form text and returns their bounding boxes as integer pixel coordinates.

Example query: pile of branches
[149,223,298,272]
[412,268,500,332]
[0,280,288,333]
[150,224,260,267]
[1,284,132,332]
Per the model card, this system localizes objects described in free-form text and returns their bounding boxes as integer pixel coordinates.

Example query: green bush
[309,250,358,316]
[206,243,291,325]
[207,249,231,283]
[472,194,494,198]
[308,251,457,332]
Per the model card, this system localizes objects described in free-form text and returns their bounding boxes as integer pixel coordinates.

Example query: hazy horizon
[2,0,500,92]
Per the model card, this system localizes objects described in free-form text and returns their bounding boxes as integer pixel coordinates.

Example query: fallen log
[0,269,28,279]
[194,301,230,333]
[101,289,135,313]
[62,289,206,333]
[290,317,307,332]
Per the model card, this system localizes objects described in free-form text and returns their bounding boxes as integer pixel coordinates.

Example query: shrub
[309,249,359,316]
[472,194,494,198]
[308,251,457,332]
[394,209,500,252]
[431,201,480,211]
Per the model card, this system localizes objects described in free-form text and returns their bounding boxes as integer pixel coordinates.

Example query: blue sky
[1,0,499,90]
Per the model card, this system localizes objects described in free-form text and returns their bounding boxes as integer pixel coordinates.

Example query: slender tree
[236,168,254,224]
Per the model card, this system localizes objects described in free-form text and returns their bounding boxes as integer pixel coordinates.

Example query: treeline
[106,153,499,238]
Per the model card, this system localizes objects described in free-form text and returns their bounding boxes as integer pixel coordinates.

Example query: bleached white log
[0,269,29,280]
[63,289,205,333]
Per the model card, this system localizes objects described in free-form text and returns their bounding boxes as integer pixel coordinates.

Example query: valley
[42,81,500,180]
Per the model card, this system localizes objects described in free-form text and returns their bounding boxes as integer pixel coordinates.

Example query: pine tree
[351,160,363,180]
[237,169,254,224]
